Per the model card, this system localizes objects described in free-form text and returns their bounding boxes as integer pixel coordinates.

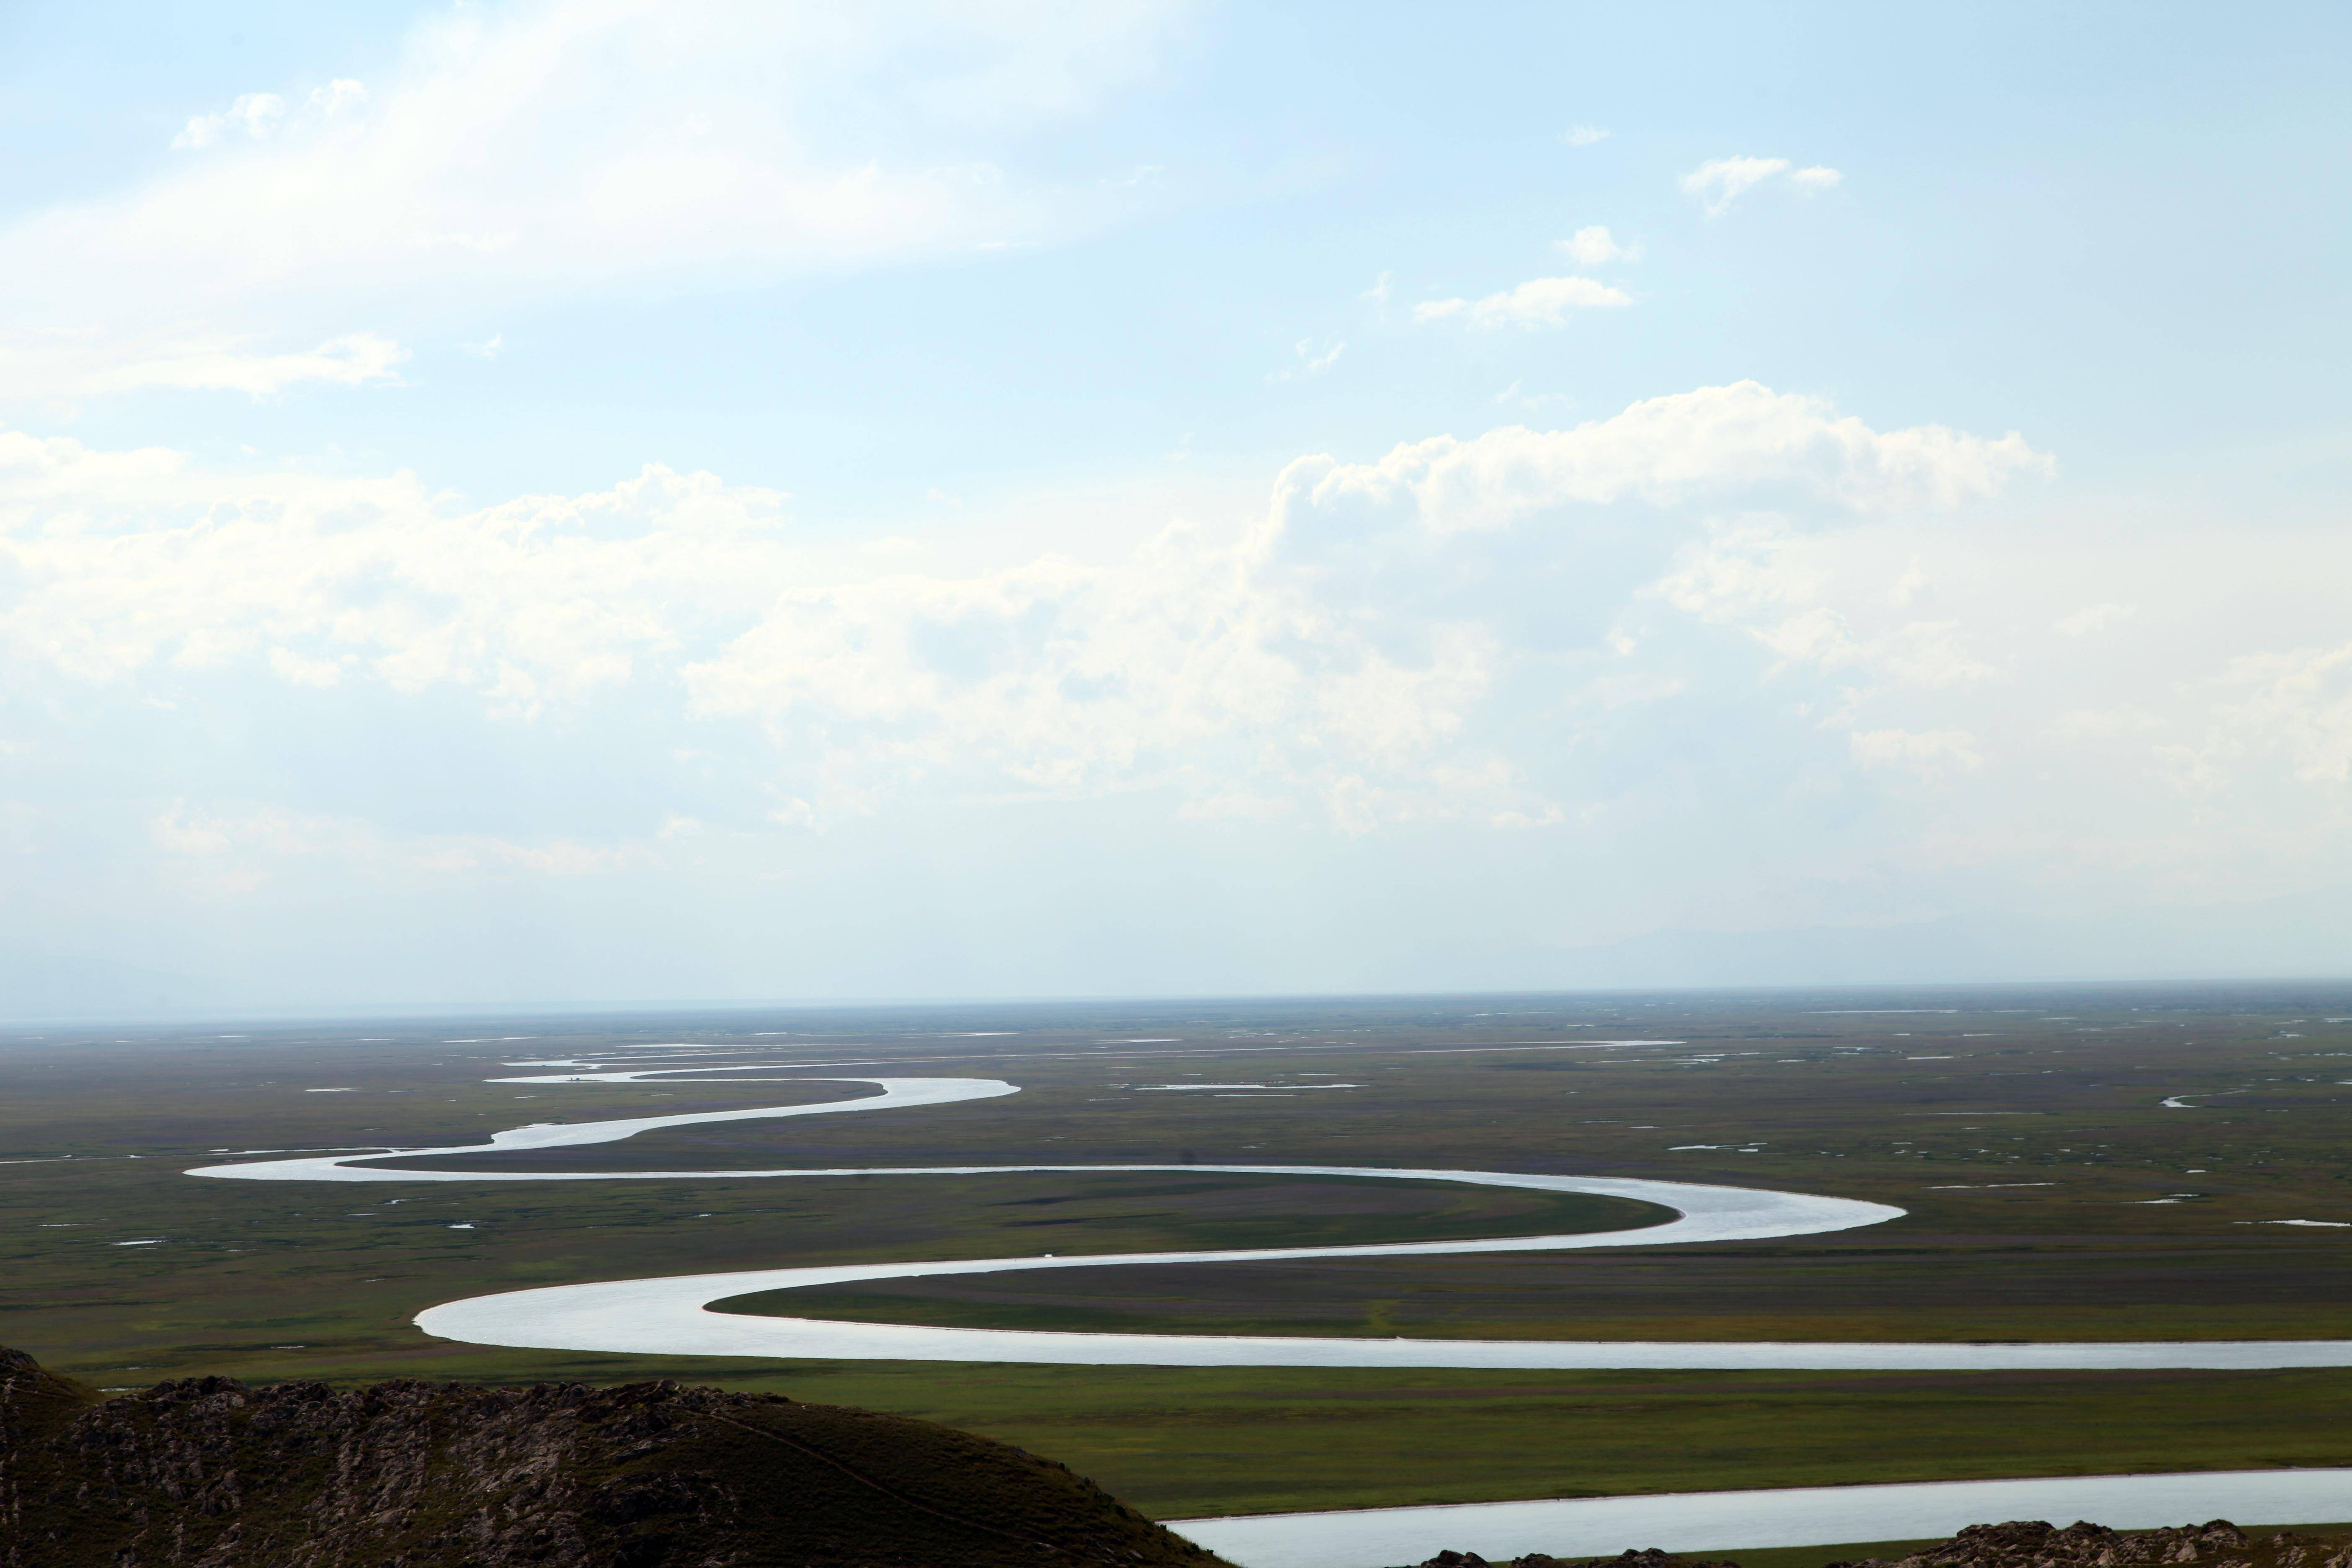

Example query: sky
[1,0,2348,1017]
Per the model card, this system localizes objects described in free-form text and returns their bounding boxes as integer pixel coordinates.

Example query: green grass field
[4,987,2349,1520]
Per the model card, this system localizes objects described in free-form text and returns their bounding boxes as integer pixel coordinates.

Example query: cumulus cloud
[0,433,1511,830]
[1282,380,2051,537]
[1630,491,2352,935]
[0,1,1183,402]
[10,373,2352,959]
[2205,642,2352,786]
[1660,518,2010,689]
[1560,126,1609,147]
[1556,226,1640,265]
[1413,275,1630,329]
[0,442,766,697]
[0,380,2050,838]
[1681,156,1843,216]
[173,80,369,152]
[173,92,286,150]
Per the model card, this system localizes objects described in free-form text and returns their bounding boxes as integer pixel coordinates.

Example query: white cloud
[1628,497,2352,926]
[1556,226,1640,266]
[2,1,1185,402]
[1288,380,2051,536]
[2208,642,2352,785]
[1268,338,1345,382]
[11,374,2352,970]
[1560,126,1609,147]
[1321,776,1375,836]
[307,78,370,117]
[0,428,1519,823]
[268,647,343,689]
[2056,601,2133,636]
[173,93,286,151]
[150,802,234,857]
[22,331,413,399]
[173,80,368,152]
[0,382,2083,845]
[1661,520,2008,689]
[459,333,504,361]
[1682,157,1787,215]
[1413,275,1630,329]
[1491,380,1576,414]
[1680,156,1843,216]
[1850,727,1983,775]
[151,801,659,887]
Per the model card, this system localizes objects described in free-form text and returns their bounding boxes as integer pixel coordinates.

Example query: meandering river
[185,1073,2352,1561]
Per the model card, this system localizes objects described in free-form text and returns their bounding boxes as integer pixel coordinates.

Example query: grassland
[3,985,2349,1519]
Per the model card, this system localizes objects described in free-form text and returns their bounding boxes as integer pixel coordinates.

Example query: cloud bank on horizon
[0,0,2345,1010]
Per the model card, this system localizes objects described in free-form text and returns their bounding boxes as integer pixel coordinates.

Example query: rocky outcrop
[1415,1550,1740,1568]
[1409,1521,2352,1568]
[1828,1520,2352,1568]
[0,1345,1231,1568]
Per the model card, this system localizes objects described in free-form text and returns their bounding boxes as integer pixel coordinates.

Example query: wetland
[5,985,2350,1518]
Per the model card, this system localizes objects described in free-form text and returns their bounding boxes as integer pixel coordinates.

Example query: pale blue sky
[1,2,2346,1016]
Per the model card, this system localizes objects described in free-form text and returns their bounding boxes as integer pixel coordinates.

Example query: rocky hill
[0,1346,1233,1568]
